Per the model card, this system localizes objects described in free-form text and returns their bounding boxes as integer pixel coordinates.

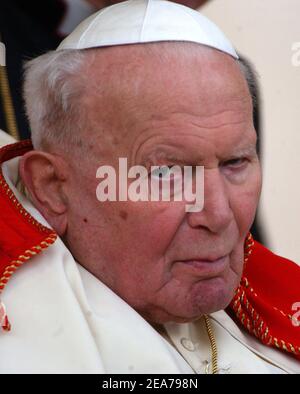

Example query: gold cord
[203,314,218,374]
[0,34,20,140]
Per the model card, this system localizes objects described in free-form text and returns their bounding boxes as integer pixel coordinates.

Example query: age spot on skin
[119,210,128,220]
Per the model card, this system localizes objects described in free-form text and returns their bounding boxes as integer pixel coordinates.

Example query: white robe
[0,155,299,374]
[0,129,16,147]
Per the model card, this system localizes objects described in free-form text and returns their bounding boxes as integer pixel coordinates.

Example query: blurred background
[0,0,299,263]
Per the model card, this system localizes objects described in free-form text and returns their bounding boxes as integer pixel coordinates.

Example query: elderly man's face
[63,44,261,324]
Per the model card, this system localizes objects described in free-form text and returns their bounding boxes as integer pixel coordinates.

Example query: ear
[19,151,68,236]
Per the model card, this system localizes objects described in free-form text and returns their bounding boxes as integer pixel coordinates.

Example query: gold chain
[203,314,218,374]
[0,34,20,140]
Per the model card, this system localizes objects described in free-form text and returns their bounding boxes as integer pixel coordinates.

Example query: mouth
[175,255,229,278]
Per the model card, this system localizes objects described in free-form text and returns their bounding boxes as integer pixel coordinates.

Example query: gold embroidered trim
[232,237,300,357]
[0,174,52,232]
[244,233,254,264]
[0,234,57,293]
[0,142,57,330]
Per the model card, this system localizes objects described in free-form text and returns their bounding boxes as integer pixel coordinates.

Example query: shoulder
[245,241,300,301]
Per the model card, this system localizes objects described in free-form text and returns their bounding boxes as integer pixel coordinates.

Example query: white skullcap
[57,0,238,59]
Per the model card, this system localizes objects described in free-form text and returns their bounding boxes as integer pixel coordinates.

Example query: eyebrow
[226,144,258,159]
[141,143,258,165]
[141,149,191,165]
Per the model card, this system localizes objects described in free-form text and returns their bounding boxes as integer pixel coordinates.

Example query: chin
[140,274,240,324]
[165,277,238,322]
[189,277,238,315]
[146,283,236,325]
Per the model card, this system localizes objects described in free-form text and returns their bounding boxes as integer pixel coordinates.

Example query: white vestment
[0,155,299,374]
[0,129,16,147]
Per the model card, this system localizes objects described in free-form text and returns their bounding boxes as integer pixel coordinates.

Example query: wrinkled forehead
[83,42,249,116]
[78,43,253,162]
[84,41,245,94]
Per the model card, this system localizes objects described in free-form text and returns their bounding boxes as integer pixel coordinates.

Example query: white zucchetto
[57,0,238,59]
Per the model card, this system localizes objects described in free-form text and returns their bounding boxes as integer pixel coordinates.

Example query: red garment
[0,140,57,330]
[230,237,300,360]
[0,141,299,361]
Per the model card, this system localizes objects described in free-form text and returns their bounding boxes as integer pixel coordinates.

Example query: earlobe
[19,151,68,236]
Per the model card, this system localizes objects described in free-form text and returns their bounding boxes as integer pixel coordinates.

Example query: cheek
[119,202,186,257]
[110,204,186,294]
[230,165,262,236]
[85,201,185,280]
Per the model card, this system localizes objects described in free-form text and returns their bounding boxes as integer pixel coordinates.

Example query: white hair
[23,49,90,150]
[23,43,257,151]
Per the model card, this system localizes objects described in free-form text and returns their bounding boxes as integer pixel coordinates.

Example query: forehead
[83,43,253,158]
[86,42,247,97]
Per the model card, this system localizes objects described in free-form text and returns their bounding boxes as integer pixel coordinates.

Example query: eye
[150,165,173,179]
[223,158,248,169]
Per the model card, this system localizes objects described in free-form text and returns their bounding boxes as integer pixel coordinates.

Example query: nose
[187,168,233,233]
